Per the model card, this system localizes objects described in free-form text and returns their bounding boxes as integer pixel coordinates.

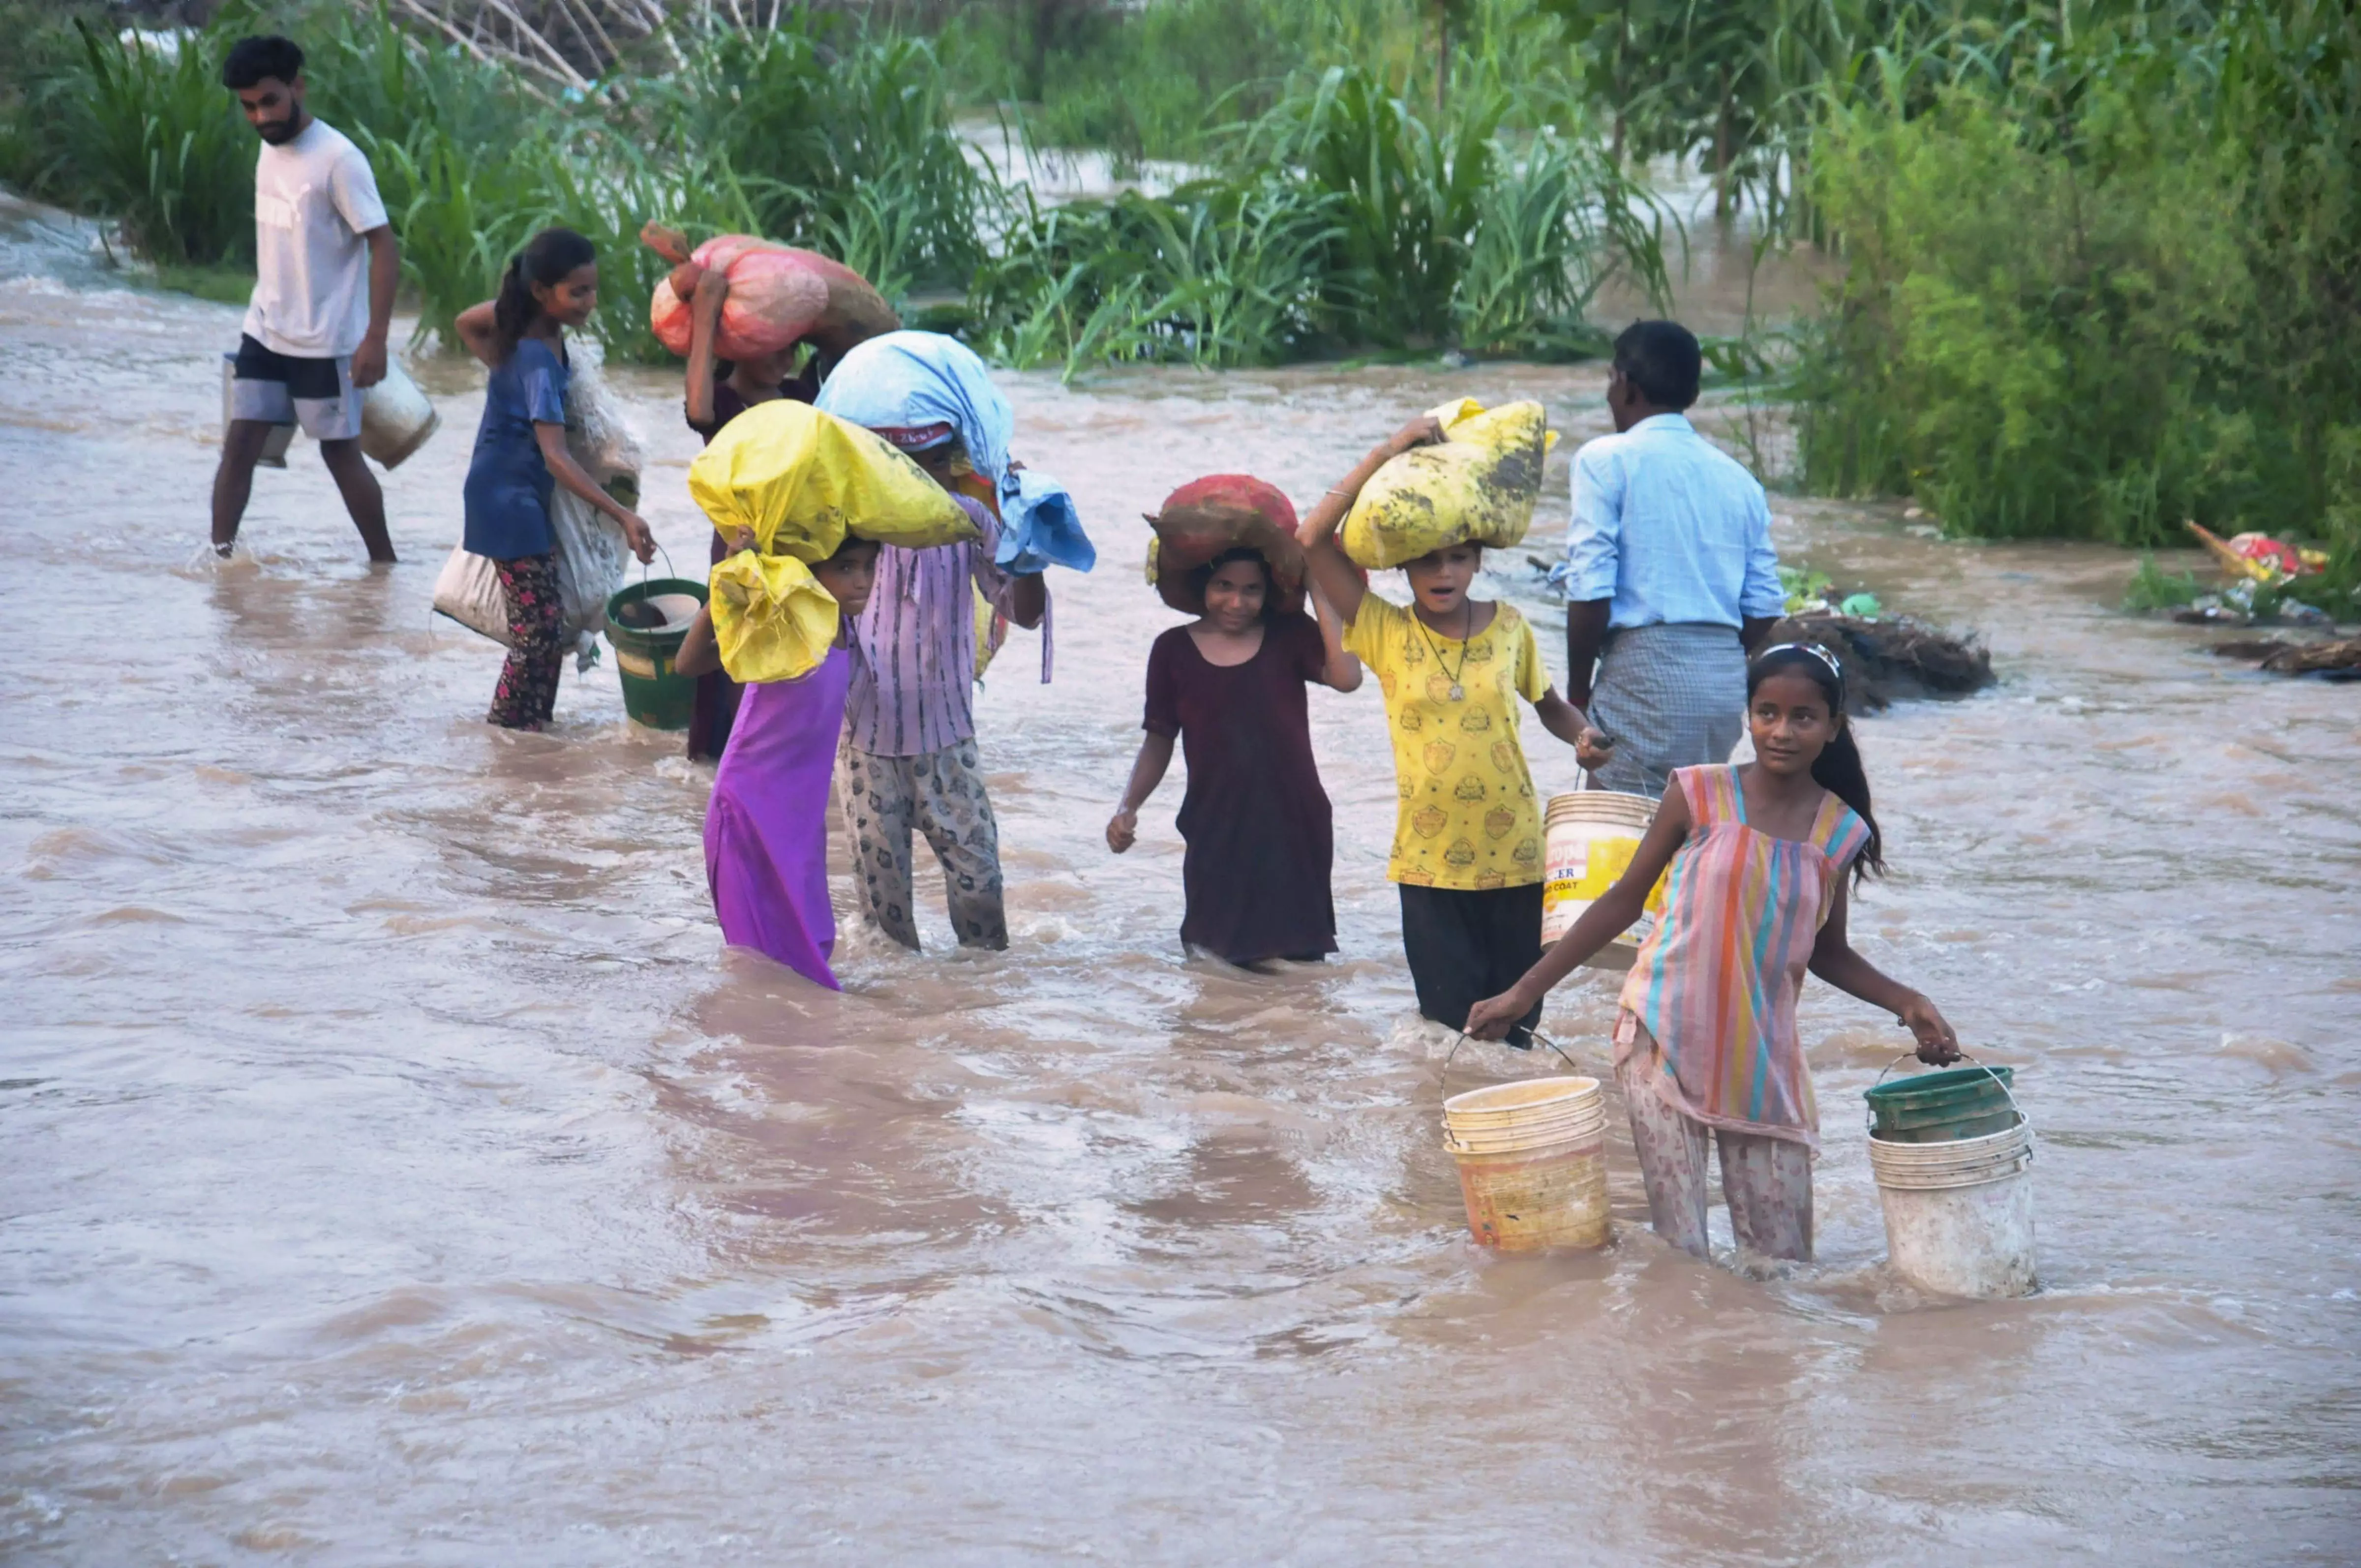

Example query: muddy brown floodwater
[3,197,2359,1565]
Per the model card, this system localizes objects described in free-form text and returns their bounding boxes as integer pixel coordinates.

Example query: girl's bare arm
[531,423,655,562]
[1530,688,1590,746]
[1464,785,1693,1038]
[1107,732,1176,852]
[1308,582,1363,692]
[674,605,721,678]
[684,271,728,429]
[1296,415,1445,629]
[1809,883,1960,1062]
[453,301,500,367]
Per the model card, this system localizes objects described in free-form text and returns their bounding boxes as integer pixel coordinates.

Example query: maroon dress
[1142,613,1337,964]
[684,371,821,761]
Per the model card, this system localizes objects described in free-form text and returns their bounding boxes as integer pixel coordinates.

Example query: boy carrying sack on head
[1299,414,1612,1046]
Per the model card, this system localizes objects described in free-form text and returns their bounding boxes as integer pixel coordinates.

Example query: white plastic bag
[552,344,641,647]
[433,544,511,645]
[563,342,643,483]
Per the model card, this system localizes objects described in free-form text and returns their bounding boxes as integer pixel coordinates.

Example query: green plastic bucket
[1864,1063,2017,1144]
[604,576,706,731]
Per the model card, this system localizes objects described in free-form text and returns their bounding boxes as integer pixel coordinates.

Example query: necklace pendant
[1449,682,1465,701]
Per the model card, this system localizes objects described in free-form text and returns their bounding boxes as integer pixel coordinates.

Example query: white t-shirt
[242,119,389,359]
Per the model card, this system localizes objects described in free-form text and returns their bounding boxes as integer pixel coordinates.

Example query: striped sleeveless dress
[1616,764,1872,1146]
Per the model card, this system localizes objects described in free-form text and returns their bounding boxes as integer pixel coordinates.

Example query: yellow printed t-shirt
[1343,594,1548,890]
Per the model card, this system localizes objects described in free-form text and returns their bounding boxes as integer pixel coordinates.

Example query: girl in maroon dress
[1108,482,1362,965]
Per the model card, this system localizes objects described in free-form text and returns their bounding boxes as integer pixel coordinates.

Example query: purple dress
[1142,613,1337,964]
[703,643,852,988]
[686,373,820,762]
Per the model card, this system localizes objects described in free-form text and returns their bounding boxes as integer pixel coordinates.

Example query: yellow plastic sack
[708,550,843,684]
[972,584,1004,679]
[687,400,976,561]
[1340,397,1556,569]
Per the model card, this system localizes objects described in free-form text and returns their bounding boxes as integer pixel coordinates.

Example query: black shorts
[1398,882,1545,1046]
[229,333,361,439]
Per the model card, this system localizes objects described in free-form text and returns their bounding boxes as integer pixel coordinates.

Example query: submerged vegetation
[0,0,2354,603]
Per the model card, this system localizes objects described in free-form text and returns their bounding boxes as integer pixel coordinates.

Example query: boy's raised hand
[1388,412,1446,455]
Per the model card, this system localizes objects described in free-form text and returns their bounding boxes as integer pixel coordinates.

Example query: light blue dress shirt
[1557,413,1783,629]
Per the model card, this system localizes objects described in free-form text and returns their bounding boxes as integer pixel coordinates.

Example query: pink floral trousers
[1614,1015,1814,1262]
[489,552,564,731]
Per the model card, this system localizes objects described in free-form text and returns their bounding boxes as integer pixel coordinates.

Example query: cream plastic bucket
[1540,790,1667,969]
[1442,1076,1610,1251]
[1869,1117,2037,1298]
[219,354,296,469]
[361,358,440,469]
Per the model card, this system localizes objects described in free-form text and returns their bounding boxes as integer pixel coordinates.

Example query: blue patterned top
[462,337,569,561]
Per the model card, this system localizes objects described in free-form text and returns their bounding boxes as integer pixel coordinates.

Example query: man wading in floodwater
[211,34,400,562]
[1557,320,1784,798]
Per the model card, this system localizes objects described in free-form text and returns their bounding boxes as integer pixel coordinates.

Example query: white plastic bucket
[360,358,440,469]
[1442,1077,1610,1250]
[1868,1117,2037,1298]
[1539,790,1666,967]
[220,354,296,469]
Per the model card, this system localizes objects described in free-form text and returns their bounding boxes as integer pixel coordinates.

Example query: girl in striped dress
[1466,643,1958,1262]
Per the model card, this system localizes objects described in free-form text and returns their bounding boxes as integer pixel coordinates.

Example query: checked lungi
[1586,623,1748,799]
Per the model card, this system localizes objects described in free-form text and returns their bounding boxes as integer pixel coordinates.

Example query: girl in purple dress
[1108,480,1362,966]
[676,257,884,761]
[675,534,882,989]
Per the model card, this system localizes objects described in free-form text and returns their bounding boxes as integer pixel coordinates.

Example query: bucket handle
[1866,1050,2033,1157]
[1439,1028,1585,1125]
[640,538,677,591]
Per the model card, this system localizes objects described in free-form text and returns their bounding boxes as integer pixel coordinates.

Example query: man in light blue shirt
[1558,321,1784,797]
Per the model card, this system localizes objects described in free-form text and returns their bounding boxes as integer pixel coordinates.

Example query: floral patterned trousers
[835,738,1008,951]
[1615,1015,1814,1262]
[490,552,564,730]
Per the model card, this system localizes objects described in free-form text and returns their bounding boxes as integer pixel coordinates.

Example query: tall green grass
[965,65,1666,378]
[970,176,1346,375]
[617,14,983,294]
[0,3,1660,374]
[1225,66,1664,356]
[10,16,258,268]
[1790,1,2361,605]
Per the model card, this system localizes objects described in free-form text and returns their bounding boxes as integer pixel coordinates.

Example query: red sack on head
[649,235,899,362]
[1146,475,1310,616]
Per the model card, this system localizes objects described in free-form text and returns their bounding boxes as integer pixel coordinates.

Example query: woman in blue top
[454,228,654,730]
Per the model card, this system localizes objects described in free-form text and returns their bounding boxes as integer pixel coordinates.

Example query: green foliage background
[0,0,2354,603]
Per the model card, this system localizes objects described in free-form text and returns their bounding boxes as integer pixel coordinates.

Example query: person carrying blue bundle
[813,331,1091,951]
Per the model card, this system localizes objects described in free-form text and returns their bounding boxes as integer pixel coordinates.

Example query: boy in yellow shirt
[1300,416,1609,1045]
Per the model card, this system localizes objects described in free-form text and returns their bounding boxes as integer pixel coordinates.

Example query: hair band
[1760,640,1845,689]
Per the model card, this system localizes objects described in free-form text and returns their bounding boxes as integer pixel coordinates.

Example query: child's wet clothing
[1342,595,1547,891]
[1619,763,1870,1148]
[488,553,564,729]
[1616,1016,1813,1260]
[1610,763,1870,1261]
[835,737,1007,950]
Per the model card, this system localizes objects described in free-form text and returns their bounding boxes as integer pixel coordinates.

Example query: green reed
[2,1,1660,379]
[17,16,261,269]
[618,15,984,294]
[1787,1,2361,605]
